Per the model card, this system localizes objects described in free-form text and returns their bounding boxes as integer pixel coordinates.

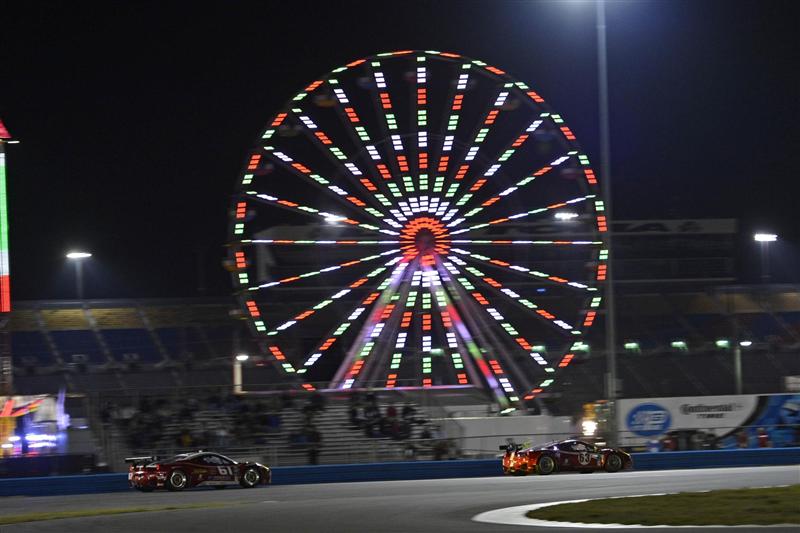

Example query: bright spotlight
[235,354,249,362]
[753,233,777,242]
[555,212,579,221]
[66,251,92,259]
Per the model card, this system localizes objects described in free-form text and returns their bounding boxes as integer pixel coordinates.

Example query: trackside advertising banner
[618,394,800,448]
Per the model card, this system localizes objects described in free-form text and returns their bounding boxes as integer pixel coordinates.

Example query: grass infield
[0,501,237,525]
[527,485,800,526]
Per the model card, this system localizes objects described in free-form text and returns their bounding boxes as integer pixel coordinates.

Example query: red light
[455,164,469,180]
[536,309,555,320]
[452,94,463,110]
[472,292,489,305]
[344,107,360,123]
[295,310,315,320]
[269,346,286,361]
[245,300,260,318]
[302,383,316,391]
[397,155,409,172]
[346,58,366,67]
[401,311,413,328]
[417,88,427,105]
[270,113,288,127]
[422,378,432,387]
[292,162,311,174]
[583,311,596,327]
[560,126,576,141]
[350,278,368,288]
[247,154,261,171]
[437,156,449,172]
[584,169,597,184]
[235,251,247,269]
[418,152,428,170]
[597,215,608,232]
[596,264,607,281]
[360,178,378,191]
[363,292,379,305]
[484,110,499,125]
[377,164,392,180]
[526,91,544,103]
[485,66,505,75]
[314,131,332,145]
[558,354,574,368]
[483,278,501,288]
[512,134,528,147]
[516,338,532,351]
[235,202,247,219]
[346,196,366,207]
[320,338,336,351]
[305,80,323,92]
[481,196,500,207]
[470,179,487,192]
[379,93,392,109]
[457,373,468,385]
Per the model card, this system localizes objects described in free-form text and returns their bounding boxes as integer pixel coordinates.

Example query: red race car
[500,438,633,476]
[126,451,271,492]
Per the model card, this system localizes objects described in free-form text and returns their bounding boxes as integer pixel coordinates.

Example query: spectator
[386,402,397,420]
[737,428,749,448]
[309,392,326,413]
[757,427,771,448]
[177,428,194,448]
[402,402,416,420]
[306,424,322,465]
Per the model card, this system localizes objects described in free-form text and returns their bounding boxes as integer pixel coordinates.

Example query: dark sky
[1,0,798,300]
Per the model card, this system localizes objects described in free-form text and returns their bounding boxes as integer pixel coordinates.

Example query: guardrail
[1,448,797,497]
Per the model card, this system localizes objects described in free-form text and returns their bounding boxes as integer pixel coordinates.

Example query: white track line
[472,493,799,529]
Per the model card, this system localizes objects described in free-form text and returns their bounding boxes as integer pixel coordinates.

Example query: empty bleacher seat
[101,329,162,364]
[50,330,107,365]
[11,331,56,366]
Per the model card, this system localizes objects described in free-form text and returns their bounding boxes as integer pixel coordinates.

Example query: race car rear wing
[499,444,523,452]
[124,456,156,466]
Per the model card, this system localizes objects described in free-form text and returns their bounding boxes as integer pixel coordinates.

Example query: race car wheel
[166,469,189,491]
[240,467,260,488]
[536,455,556,475]
[605,453,623,473]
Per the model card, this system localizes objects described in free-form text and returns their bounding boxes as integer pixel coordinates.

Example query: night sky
[1,0,798,301]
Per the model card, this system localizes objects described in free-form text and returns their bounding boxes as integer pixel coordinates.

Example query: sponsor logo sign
[626,403,672,436]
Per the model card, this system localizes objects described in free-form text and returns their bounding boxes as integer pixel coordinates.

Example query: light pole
[753,233,777,283]
[595,0,619,445]
[65,251,91,299]
[233,353,248,395]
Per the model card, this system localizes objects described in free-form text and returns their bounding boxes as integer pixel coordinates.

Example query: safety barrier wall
[1,447,798,497]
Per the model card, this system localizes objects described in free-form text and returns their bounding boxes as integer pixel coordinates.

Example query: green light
[715,339,730,349]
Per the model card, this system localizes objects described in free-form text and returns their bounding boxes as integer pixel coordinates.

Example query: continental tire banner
[618,394,800,448]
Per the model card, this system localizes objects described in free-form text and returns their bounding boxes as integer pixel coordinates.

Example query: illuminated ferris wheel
[228,51,607,408]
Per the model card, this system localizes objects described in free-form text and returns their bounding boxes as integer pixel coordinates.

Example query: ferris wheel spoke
[436,261,520,405]
[245,239,399,246]
[248,249,401,291]
[448,193,596,235]
[260,259,398,338]
[259,145,390,225]
[332,260,414,388]
[449,260,581,338]
[241,190,394,237]
[450,238,601,246]
[286,106,401,217]
[448,249,595,292]
[319,79,407,212]
[457,155,571,220]
[438,86,511,205]
[292,266,400,375]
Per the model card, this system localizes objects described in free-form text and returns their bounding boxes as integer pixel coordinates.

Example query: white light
[0,443,11,449]
[754,233,777,242]
[235,354,249,362]
[739,340,753,347]
[66,252,92,259]
[582,420,598,437]
[555,212,579,221]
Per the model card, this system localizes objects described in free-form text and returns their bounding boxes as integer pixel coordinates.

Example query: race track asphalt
[2,465,798,532]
